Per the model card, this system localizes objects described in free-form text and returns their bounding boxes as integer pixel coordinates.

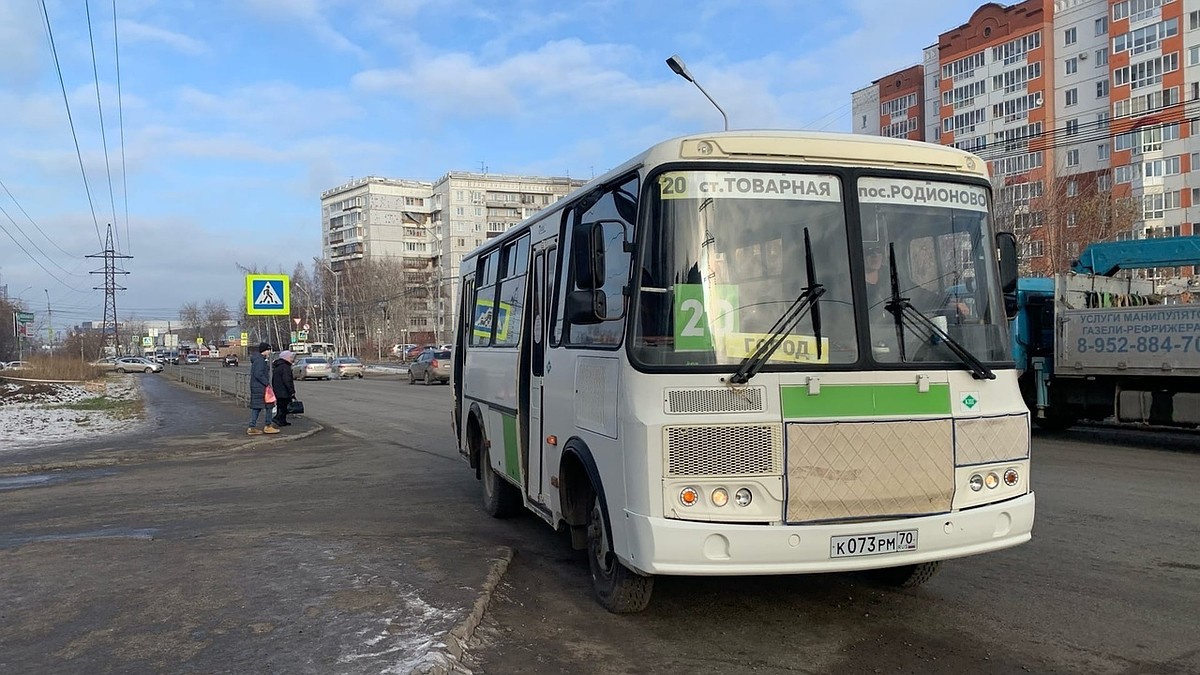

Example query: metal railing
[168,364,249,403]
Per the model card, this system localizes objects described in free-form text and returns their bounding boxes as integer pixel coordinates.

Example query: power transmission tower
[87,224,132,355]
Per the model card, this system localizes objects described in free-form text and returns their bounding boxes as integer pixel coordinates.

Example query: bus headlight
[1004,468,1019,486]
[984,472,1000,489]
[679,487,700,507]
[734,488,753,507]
[711,488,729,507]
[969,474,984,492]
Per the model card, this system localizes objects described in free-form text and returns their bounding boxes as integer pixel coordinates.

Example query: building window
[1067,149,1080,166]
[1066,118,1080,136]
[1096,49,1108,66]
[1066,88,1078,106]
[1024,240,1045,257]
[1065,27,1077,45]
[1067,213,1078,228]
[1097,79,1110,97]
[1191,10,1200,30]
[1096,16,1108,36]
[1066,58,1078,75]
[1097,111,1111,129]
[861,115,867,129]
[1067,180,1079,196]
[1098,173,1113,191]
[1099,143,1111,160]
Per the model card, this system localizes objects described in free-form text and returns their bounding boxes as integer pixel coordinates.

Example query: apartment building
[852,0,1200,279]
[320,172,583,343]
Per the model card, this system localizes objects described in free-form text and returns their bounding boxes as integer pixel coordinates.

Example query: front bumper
[622,492,1034,576]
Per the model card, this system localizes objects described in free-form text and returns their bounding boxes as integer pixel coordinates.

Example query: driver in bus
[862,244,970,318]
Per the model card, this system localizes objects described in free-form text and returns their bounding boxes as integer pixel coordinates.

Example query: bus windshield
[630,169,1010,370]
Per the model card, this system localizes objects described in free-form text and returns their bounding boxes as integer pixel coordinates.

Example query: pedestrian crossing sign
[246,274,290,315]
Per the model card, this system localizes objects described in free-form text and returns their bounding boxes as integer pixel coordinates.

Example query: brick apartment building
[852,0,1200,280]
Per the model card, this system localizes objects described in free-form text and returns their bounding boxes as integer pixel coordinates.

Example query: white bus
[453,130,1033,613]
[289,341,335,357]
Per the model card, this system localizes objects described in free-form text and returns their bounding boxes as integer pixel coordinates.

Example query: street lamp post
[319,261,341,355]
[665,54,729,131]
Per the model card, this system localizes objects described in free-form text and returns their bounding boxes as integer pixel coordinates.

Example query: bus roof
[460,129,989,264]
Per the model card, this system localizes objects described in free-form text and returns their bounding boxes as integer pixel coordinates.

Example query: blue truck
[1012,236,1200,429]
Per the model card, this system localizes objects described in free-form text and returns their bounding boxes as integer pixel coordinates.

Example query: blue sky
[0,0,983,326]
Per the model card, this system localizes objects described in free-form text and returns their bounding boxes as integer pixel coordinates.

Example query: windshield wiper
[728,228,824,385]
[882,244,995,380]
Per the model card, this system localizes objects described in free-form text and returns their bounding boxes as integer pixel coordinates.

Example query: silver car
[408,349,451,385]
[292,356,333,381]
[332,357,364,379]
[114,357,163,373]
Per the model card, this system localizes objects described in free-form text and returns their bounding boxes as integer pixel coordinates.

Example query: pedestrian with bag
[247,342,280,435]
[272,350,297,427]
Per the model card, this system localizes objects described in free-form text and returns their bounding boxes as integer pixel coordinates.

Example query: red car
[405,344,437,360]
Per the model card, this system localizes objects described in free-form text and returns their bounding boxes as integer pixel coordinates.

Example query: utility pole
[87,224,132,356]
[45,289,51,356]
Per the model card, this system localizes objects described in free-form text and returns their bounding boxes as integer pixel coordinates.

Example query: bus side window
[471,249,501,347]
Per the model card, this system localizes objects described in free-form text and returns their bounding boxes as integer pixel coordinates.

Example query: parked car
[332,356,364,379]
[89,357,119,371]
[391,343,416,358]
[405,344,437,360]
[292,356,333,381]
[4,360,31,371]
[114,357,162,374]
[185,354,200,364]
[408,349,451,385]
[222,354,239,367]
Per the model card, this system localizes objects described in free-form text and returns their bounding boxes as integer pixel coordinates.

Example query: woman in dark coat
[272,350,297,427]
[247,342,279,435]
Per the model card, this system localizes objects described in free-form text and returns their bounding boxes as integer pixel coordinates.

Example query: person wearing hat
[247,341,280,435]
[271,350,297,427]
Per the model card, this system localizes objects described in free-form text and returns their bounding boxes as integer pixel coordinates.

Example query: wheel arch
[559,438,609,535]
[466,402,487,477]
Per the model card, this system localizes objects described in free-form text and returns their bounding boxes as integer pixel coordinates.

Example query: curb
[425,546,514,675]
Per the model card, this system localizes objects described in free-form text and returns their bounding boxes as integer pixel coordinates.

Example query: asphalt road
[3,371,1199,674]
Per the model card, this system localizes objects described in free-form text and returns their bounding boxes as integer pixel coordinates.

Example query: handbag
[287,399,304,414]
[264,385,276,404]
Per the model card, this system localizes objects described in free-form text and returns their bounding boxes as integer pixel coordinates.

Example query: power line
[0,200,87,281]
[85,0,120,254]
[112,0,130,255]
[39,0,103,248]
[0,205,88,293]
[0,177,81,260]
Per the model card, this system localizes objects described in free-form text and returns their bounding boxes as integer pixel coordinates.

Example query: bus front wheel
[481,444,521,518]
[587,495,653,613]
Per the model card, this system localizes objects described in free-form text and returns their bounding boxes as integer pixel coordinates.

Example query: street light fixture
[666,54,729,131]
[318,261,341,354]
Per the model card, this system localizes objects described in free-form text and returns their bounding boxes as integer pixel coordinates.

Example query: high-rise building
[852,0,1200,279]
[320,172,584,344]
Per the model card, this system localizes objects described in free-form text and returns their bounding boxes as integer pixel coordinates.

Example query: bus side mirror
[995,231,1019,319]
[566,289,607,324]
[572,223,607,288]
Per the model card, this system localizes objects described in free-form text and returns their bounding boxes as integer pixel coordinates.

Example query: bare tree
[201,300,232,345]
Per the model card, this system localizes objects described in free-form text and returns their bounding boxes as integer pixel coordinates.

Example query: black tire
[144,367,153,373]
[116,368,125,373]
[357,373,363,379]
[480,444,522,518]
[873,561,941,588]
[587,494,653,613]
[408,370,416,384]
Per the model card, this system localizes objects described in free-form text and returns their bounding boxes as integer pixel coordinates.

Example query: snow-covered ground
[0,376,145,453]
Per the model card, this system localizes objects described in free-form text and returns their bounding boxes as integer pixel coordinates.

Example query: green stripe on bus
[780,383,951,417]
[501,413,521,482]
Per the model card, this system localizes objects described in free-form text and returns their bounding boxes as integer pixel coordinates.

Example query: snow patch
[0,376,146,454]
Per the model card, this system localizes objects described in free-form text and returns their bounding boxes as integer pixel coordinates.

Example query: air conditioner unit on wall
[1079,52,1088,60]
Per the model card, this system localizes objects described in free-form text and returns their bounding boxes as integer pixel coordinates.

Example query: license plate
[829,530,918,558]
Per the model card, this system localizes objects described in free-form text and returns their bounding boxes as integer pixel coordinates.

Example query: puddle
[0,526,158,549]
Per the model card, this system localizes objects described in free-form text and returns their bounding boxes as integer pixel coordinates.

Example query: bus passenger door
[527,243,556,506]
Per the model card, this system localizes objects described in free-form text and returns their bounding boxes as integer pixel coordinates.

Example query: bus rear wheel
[587,495,653,613]
[481,444,521,518]
[873,561,941,588]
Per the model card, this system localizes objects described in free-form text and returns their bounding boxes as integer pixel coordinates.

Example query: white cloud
[174,82,362,134]
[239,0,368,60]
[118,20,208,55]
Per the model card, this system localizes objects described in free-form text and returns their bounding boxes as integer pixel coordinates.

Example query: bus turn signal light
[1003,468,1019,486]
[680,487,699,507]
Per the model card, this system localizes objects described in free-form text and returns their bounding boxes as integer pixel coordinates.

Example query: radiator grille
[665,386,767,414]
[664,424,783,477]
